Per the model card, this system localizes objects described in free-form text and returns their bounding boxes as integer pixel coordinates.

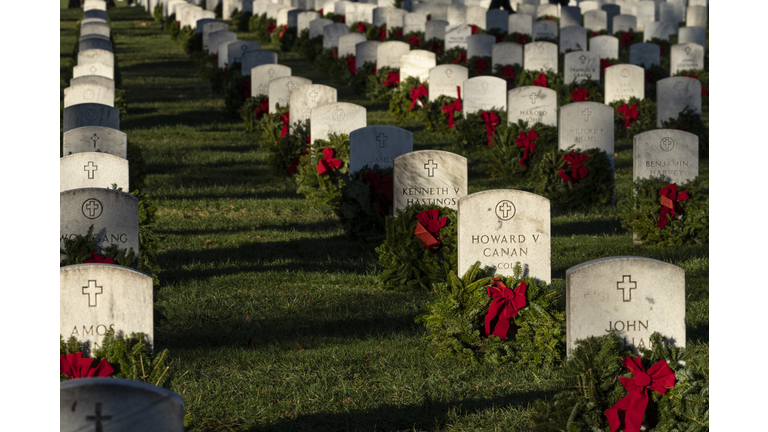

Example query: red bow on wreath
[485,279,527,340]
[240,81,252,101]
[617,103,639,127]
[470,24,479,34]
[473,57,488,75]
[357,22,367,33]
[600,58,613,76]
[621,30,633,47]
[364,171,393,216]
[453,52,467,64]
[430,40,442,55]
[407,34,421,47]
[279,24,287,38]
[253,97,269,119]
[534,73,547,87]
[515,129,538,167]
[85,252,115,264]
[332,49,338,59]
[572,87,589,102]
[480,111,500,147]
[414,209,447,248]
[500,65,515,81]
[347,55,356,75]
[383,71,400,87]
[286,149,308,174]
[279,112,290,139]
[685,74,709,95]
[395,28,403,37]
[657,183,689,229]
[60,352,115,379]
[605,356,676,432]
[268,22,277,34]
[317,147,342,175]
[558,152,589,184]
[441,86,463,128]
[516,34,528,45]
[378,27,387,41]
[410,84,428,111]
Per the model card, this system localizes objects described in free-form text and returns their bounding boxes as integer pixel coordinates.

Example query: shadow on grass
[551,218,625,237]
[155,219,338,236]
[121,110,235,129]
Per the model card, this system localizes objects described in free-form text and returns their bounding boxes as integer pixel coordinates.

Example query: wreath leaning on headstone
[294,133,350,205]
[388,76,427,122]
[484,120,558,180]
[336,165,393,240]
[532,146,615,211]
[618,176,709,246]
[415,261,565,366]
[375,204,457,291]
[256,106,311,176]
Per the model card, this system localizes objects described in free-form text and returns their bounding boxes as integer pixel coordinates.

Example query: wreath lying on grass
[240,94,270,132]
[619,177,709,246]
[484,120,558,180]
[294,133,350,205]
[256,106,311,176]
[533,146,615,211]
[376,204,457,291]
[415,261,565,366]
[336,165,393,240]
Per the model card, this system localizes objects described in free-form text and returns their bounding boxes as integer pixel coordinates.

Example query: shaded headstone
[64,84,115,108]
[524,41,558,73]
[492,42,523,69]
[356,41,381,71]
[323,22,350,49]
[298,11,321,33]
[63,104,120,133]
[629,43,660,69]
[659,3,680,35]
[60,153,129,192]
[400,50,436,83]
[589,35,618,60]
[207,30,237,54]
[195,18,217,34]
[220,40,262,69]
[251,64,291,97]
[686,5,707,28]
[63,126,128,159]
[377,41,410,70]
[583,10,607,33]
[403,12,427,34]
[559,25,587,53]
[633,129,698,185]
[372,7,391,27]
[289,84,338,127]
[612,14,637,34]
[566,256,686,355]
[533,20,558,40]
[462,76,507,116]
[656,76,701,127]
[349,125,413,173]
[604,64,645,104]
[71,75,115,91]
[444,24,472,50]
[507,85,558,127]
[678,27,706,54]
[428,64,467,101]
[559,6,582,28]
[564,51,600,84]
[393,150,467,212]
[486,9,508,32]
[670,43,704,75]
[601,4,620,34]
[338,32,367,57]
[309,18,333,39]
[78,49,114,67]
[457,190,551,282]
[508,13,533,36]
[310,102,367,143]
[558,102,615,169]
[241,50,278,76]
[467,34,495,59]
[202,21,228,51]
[425,19,448,41]
[79,37,113,53]
[643,21,671,42]
[269,76,312,113]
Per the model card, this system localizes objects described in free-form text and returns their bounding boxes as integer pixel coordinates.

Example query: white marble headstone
[241,50,278,76]
[78,49,114,67]
[338,32,367,57]
[559,25,587,53]
[251,64,291,97]
[73,63,114,80]
[558,102,615,169]
[656,77,701,127]
[629,43,660,69]
[533,20,558,40]
[564,51,600,84]
[356,41,381,71]
[310,102,367,144]
[612,14,637,34]
[463,76,507,116]
[492,42,523,69]
[583,10,607,33]
[289,84,338,127]
[60,153,129,192]
[400,50,436,83]
[604,64,645,104]
[377,41,410,70]
[524,41,558,73]
[633,129,699,185]
[508,13,533,36]
[428,64,467,102]
[467,34,495,59]
[589,35,618,60]
[64,84,115,108]
[507,86,558,127]
[269,76,312,114]
[670,43,704,75]
[349,125,413,174]
[393,150,467,212]
[444,24,472,50]
[63,127,128,160]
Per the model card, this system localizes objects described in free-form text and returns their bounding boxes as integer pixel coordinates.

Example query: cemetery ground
[61,4,708,431]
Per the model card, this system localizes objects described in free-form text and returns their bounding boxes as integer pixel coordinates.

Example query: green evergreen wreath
[484,120,558,180]
[364,65,398,102]
[527,332,708,432]
[416,94,456,134]
[375,203,457,291]
[256,107,311,176]
[559,77,604,104]
[438,46,467,65]
[336,165,393,240]
[239,94,269,132]
[661,107,709,158]
[389,76,426,122]
[294,133,350,205]
[453,110,508,155]
[351,61,376,96]
[609,96,657,139]
[618,177,709,246]
[532,147,614,211]
[415,261,565,366]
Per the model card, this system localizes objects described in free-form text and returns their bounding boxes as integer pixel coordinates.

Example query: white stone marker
[507,86,558,127]
[536,3,559,18]
[670,43,704,75]
[269,76,312,114]
[604,64,645,104]
[241,50,278,76]
[82,22,110,38]
[643,21,671,42]
[349,125,413,174]
[208,30,237,54]
[633,129,699,185]
[636,0,655,31]
[508,13,533,36]
[289,84,338,127]
[202,21,228,50]
[63,127,128,159]
[63,84,115,108]
[428,64,467,102]
[467,34,495,59]
[457,190,551,283]
[462,76,507,116]
[558,102,615,169]
[63,104,120,133]
[220,40,262,69]
[60,265,153,355]
[310,102,367,144]
[386,8,406,30]
[492,42,523,69]
[425,19,448,41]
[60,153,129,192]
[356,41,381,71]
[338,33,367,58]
[589,35,619,60]
[559,6,581,28]
[524,41,558,73]
[629,43,660,69]
[393,150,467,212]
[583,10,607,33]
[656,76,701,127]
[686,5,707,28]
[298,11,321,33]
[78,49,115,67]
[323,22,350,49]
[566,256,686,356]
[377,41,410,71]
[73,62,114,80]
[533,20,558,40]
[564,51,600,84]
[444,24,472,50]
[466,6,487,29]
[612,14,637,34]
[403,12,427,34]
[400,50,436,83]
[60,189,139,259]
[251,64,291,97]
[309,18,333,39]
[559,25,587,53]
[678,27,706,54]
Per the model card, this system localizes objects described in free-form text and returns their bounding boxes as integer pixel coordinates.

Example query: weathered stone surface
[73,62,114,80]
[310,102,367,144]
[323,22,350,49]
[508,13,533,36]
[533,20,558,40]
[63,126,128,159]
[202,21,228,50]
[559,25,587,53]
[356,41,381,71]
[524,41,558,73]
[670,43,704,75]
[377,41,410,70]
[604,64,645,104]
[564,51,600,84]
[63,103,120,133]
[425,19,448,41]
[633,129,699,185]
[78,49,114,67]
[428,64,466,102]
[251,64,291,97]
[393,150,467,212]
[338,32,367,58]
[558,102,615,169]
[268,76,312,114]
[207,30,237,54]
[467,34,495,59]
[462,76,507,116]
[656,76,701,127]
[507,86,558,127]
[686,5,707,28]
[583,10,607,33]
[309,18,333,39]
[444,24,472,50]
[349,125,413,174]
[492,42,523,69]
[63,84,115,108]
[289,84,338,126]
[60,153,129,192]
[589,35,618,60]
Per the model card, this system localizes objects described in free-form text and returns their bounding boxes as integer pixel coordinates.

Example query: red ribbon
[253,97,269,119]
[382,71,400,87]
[347,55,356,75]
[600,58,613,76]
[452,52,467,64]
[473,57,488,75]
[515,130,538,167]
[685,74,709,95]
[516,34,528,45]
[279,112,290,139]
[605,356,676,432]
[395,28,403,37]
[480,111,500,147]
[656,42,665,55]
[286,150,308,174]
[485,279,527,340]
[430,40,442,55]
[60,352,115,379]
[407,35,421,47]
[332,49,337,59]
[409,84,428,111]
[470,24,479,35]
[617,103,639,127]
[557,152,589,184]
[364,171,393,216]
[534,73,547,87]
[500,65,515,80]
[240,81,252,102]
[378,27,387,41]
[621,30,633,47]
[316,147,342,175]
[441,86,462,128]
[268,22,276,34]
[318,8,323,15]
[279,24,287,38]
[657,183,689,229]
[85,252,115,264]
[357,22,367,33]
[571,87,588,102]
[413,209,447,248]
[339,16,346,24]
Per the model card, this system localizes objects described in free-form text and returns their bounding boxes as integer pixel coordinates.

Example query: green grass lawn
[61,5,708,431]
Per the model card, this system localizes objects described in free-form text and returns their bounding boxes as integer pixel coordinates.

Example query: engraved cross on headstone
[89,65,97,75]
[90,134,100,149]
[376,133,388,148]
[617,275,636,302]
[84,162,98,179]
[86,403,112,432]
[529,93,538,104]
[268,68,275,77]
[498,201,513,218]
[684,46,691,55]
[85,200,101,218]
[481,82,489,92]
[424,159,438,177]
[83,280,103,307]
[582,108,592,121]
[286,81,295,90]
[309,89,318,102]
[445,68,453,78]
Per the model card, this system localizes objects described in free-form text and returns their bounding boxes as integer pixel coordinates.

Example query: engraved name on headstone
[252,64,291,98]
[558,102,615,169]
[633,129,699,185]
[393,150,467,212]
[670,43,704,75]
[564,51,600,84]
[507,86,558,127]
[604,64,645,104]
